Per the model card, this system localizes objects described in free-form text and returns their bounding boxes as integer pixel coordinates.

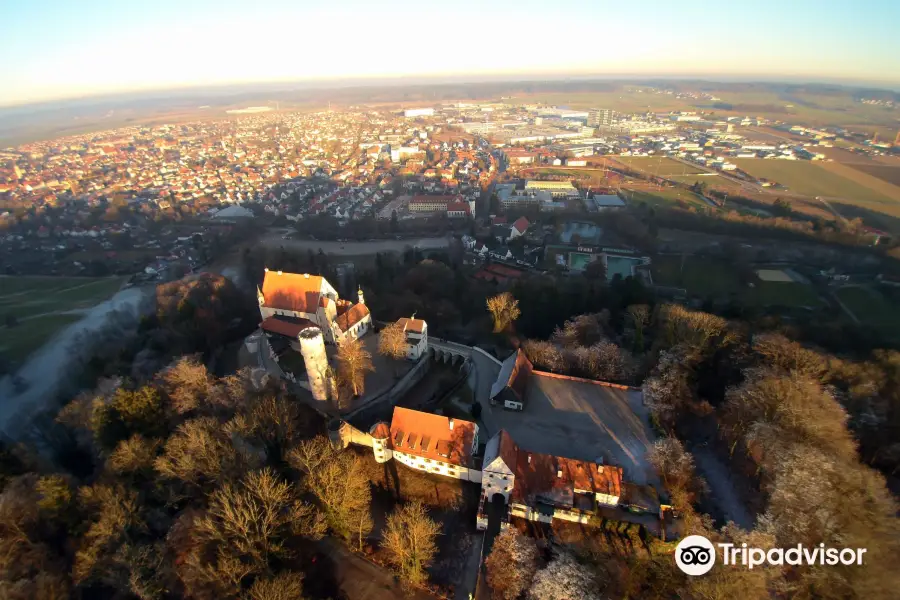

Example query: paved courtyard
[485,373,658,486]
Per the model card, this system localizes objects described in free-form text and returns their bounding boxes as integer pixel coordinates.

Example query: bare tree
[107,434,160,478]
[485,528,539,600]
[154,417,262,498]
[158,355,213,414]
[335,337,374,398]
[378,321,408,362]
[288,436,372,543]
[487,292,521,333]
[178,469,325,598]
[626,304,650,352]
[382,501,440,587]
[527,551,601,600]
[247,571,306,600]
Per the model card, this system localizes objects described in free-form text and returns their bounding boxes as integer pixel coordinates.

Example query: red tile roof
[397,317,427,334]
[260,316,315,338]
[261,272,323,313]
[512,216,530,234]
[389,407,476,467]
[335,303,370,332]
[512,449,622,506]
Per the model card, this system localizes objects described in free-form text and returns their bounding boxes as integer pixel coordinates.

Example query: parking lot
[486,373,658,486]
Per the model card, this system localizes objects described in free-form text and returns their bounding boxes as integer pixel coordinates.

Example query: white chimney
[527,454,531,464]
[557,469,563,478]
[597,465,604,473]
[448,418,454,430]
[264,267,269,272]
[304,273,310,279]
[277,270,282,275]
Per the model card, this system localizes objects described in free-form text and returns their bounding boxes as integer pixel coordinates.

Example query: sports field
[732,159,897,205]
[652,255,821,307]
[615,156,704,177]
[0,276,127,363]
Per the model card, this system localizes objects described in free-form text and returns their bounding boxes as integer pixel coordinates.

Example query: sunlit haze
[2,0,899,106]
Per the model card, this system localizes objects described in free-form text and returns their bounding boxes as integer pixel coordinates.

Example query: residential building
[396,316,429,360]
[509,216,530,240]
[587,108,613,127]
[408,195,458,212]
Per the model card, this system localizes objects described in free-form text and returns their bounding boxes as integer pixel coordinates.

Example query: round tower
[369,422,392,463]
[357,287,365,305]
[298,326,330,403]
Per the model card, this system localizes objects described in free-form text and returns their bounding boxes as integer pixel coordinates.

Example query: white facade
[392,450,481,482]
[298,327,330,403]
[404,108,435,118]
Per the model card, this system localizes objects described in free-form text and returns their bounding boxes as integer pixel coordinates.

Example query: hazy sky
[1,0,898,106]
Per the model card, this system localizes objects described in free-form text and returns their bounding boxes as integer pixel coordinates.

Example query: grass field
[850,164,900,187]
[652,255,821,307]
[615,156,704,177]
[732,159,898,204]
[669,174,746,192]
[0,276,126,362]
[652,255,741,296]
[835,286,900,334]
[746,281,822,308]
[625,188,713,211]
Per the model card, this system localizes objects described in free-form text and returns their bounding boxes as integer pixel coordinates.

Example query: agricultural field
[732,159,897,204]
[835,286,900,335]
[669,174,746,192]
[624,188,713,211]
[745,281,823,308]
[850,164,900,187]
[0,276,127,363]
[515,89,696,113]
[614,156,704,177]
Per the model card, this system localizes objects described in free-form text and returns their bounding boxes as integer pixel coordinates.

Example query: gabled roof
[511,216,530,234]
[261,272,323,313]
[335,303,370,332]
[512,450,623,507]
[389,407,476,466]
[397,317,427,334]
[260,315,314,338]
[490,349,533,402]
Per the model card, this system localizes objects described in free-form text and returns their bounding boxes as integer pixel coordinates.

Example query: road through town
[260,231,450,255]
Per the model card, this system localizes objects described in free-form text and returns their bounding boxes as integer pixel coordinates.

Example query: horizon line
[3,71,900,111]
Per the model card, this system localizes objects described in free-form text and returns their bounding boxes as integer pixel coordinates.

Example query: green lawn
[0,314,84,361]
[0,276,127,363]
[836,286,900,332]
[652,255,742,296]
[732,159,896,204]
[746,281,823,308]
[652,255,821,307]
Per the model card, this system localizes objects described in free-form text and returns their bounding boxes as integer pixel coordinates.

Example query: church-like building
[257,270,372,346]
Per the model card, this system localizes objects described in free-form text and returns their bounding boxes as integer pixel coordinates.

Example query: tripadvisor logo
[675,535,868,576]
[676,535,716,576]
